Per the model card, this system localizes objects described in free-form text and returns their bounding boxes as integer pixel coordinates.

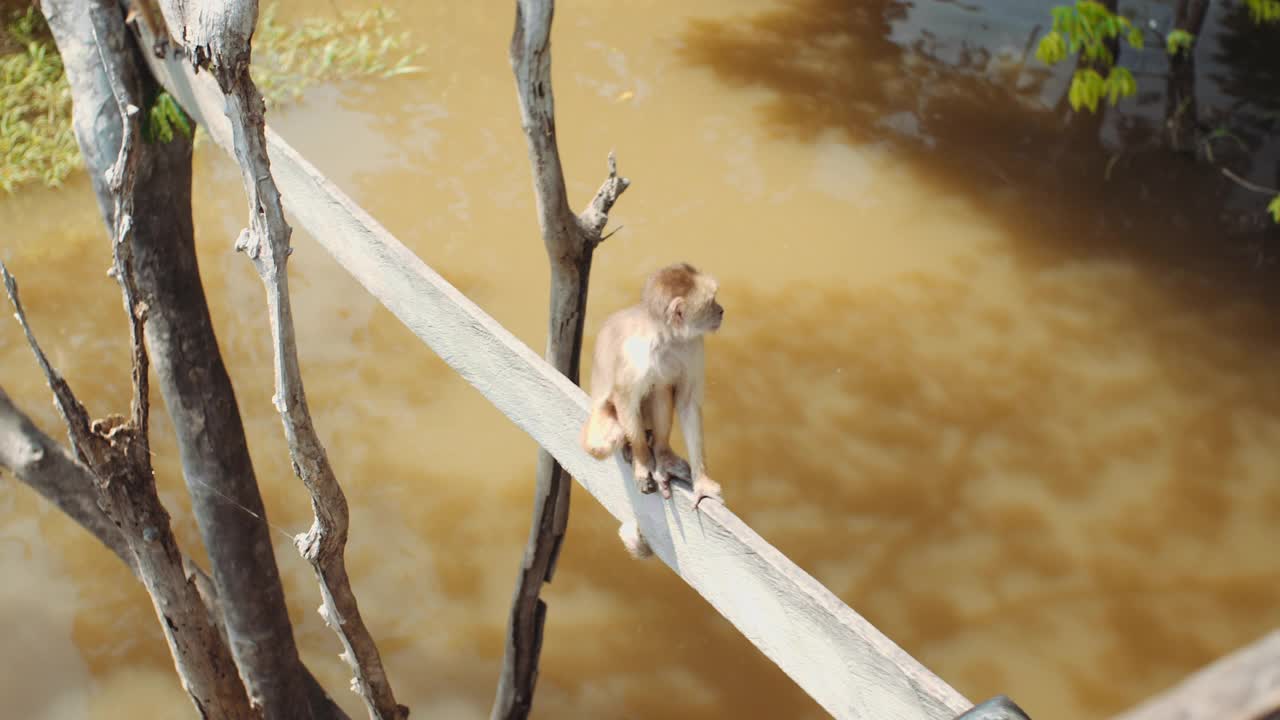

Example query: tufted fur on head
[642,263,723,337]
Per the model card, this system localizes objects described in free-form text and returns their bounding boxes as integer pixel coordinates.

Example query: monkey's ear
[667,296,686,327]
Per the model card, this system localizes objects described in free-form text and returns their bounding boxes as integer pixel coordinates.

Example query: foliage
[1040,1,1277,113]
[0,3,424,193]
[0,7,76,192]
[250,4,424,107]
[1066,66,1136,113]
[142,91,193,144]
[1165,28,1195,55]
[1039,1,1279,223]
[1037,1,1145,68]
[1245,0,1280,23]
[1036,1,1153,111]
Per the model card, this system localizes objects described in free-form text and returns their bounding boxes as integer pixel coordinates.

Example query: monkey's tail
[582,400,625,459]
[618,519,654,559]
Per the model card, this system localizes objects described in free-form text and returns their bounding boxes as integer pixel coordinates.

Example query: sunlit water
[2,1,1278,718]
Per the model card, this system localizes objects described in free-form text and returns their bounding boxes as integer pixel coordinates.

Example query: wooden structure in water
[138,42,1275,720]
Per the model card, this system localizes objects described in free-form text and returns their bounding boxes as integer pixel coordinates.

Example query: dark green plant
[142,91,193,144]
[1245,0,1280,22]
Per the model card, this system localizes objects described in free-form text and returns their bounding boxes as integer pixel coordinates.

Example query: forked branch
[0,33,252,704]
[494,2,629,719]
[144,0,406,716]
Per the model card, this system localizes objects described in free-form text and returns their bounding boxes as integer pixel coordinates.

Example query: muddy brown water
[3,1,1279,718]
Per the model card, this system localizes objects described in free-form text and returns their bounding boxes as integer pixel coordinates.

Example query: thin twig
[89,8,149,438]
[579,150,631,240]
[2,264,252,719]
[222,47,407,720]
[1221,167,1280,195]
[0,5,254,716]
[494,3,629,718]
[600,225,625,243]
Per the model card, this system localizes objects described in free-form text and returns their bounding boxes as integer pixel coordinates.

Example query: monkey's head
[643,263,724,338]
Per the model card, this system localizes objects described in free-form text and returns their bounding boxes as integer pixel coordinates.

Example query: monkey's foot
[653,469,672,499]
[634,461,658,494]
[655,449,691,484]
[691,476,723,510]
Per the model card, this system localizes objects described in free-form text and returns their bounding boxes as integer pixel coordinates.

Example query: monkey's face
[688,295,724,335]
[705,298,724,332]
[645,264,724,336]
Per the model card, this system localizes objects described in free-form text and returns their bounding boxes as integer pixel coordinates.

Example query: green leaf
[1269,195,1280,224]
[1165,29,1195,55]
[1051,5,1072,31]
[1126,26,1144,49]
[1246,0,1280,22]
[1036,31,1068,65]
[161,94,193,138]
[1106,66,1136,103]
[1069,69,1107,113]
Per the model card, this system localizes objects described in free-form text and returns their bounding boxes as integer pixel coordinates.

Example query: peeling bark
[0,386,136,571]
[3,265,253,719]
[146,1,405,717]
[39,1,340,716]
[1,3,251,705]
[493,2,628,718]
[0,385,348,719]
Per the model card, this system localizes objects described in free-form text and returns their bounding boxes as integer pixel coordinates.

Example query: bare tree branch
[0,382,229,635]
[494,2,629,718]
[4,11,253,715]
[146,2,406,717]
[38,1,336,715]
[0,386,351,719]
[1221,167,1280,195]
[2,260,251,719]
[0,387,135,570]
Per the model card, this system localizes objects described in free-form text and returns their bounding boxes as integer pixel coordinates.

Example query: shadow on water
[700,274,1280,716]
[677,0,1280,294]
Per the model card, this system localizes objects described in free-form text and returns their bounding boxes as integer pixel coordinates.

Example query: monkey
[580,263,725,558]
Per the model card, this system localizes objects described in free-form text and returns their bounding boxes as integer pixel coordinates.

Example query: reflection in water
[707,266,1280,715]
[679,0,1280,273]
[2,1,1280,719]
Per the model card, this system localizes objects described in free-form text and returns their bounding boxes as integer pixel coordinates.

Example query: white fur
[618,519,653,559]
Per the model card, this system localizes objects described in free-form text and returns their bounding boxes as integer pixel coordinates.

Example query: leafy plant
[1039,1,1280,223]
[142,91,193,144]
[1165,28,1195,55]
[1037,1,1214,113]
[1,3,425,193]
[1037,1,1145,68]
[250,4,425,107]
[1245,0,1280,23]
[0,7,77,192]
[1067,66,1136,113]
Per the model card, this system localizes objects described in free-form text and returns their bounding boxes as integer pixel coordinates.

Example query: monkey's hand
[691,475,722,510]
